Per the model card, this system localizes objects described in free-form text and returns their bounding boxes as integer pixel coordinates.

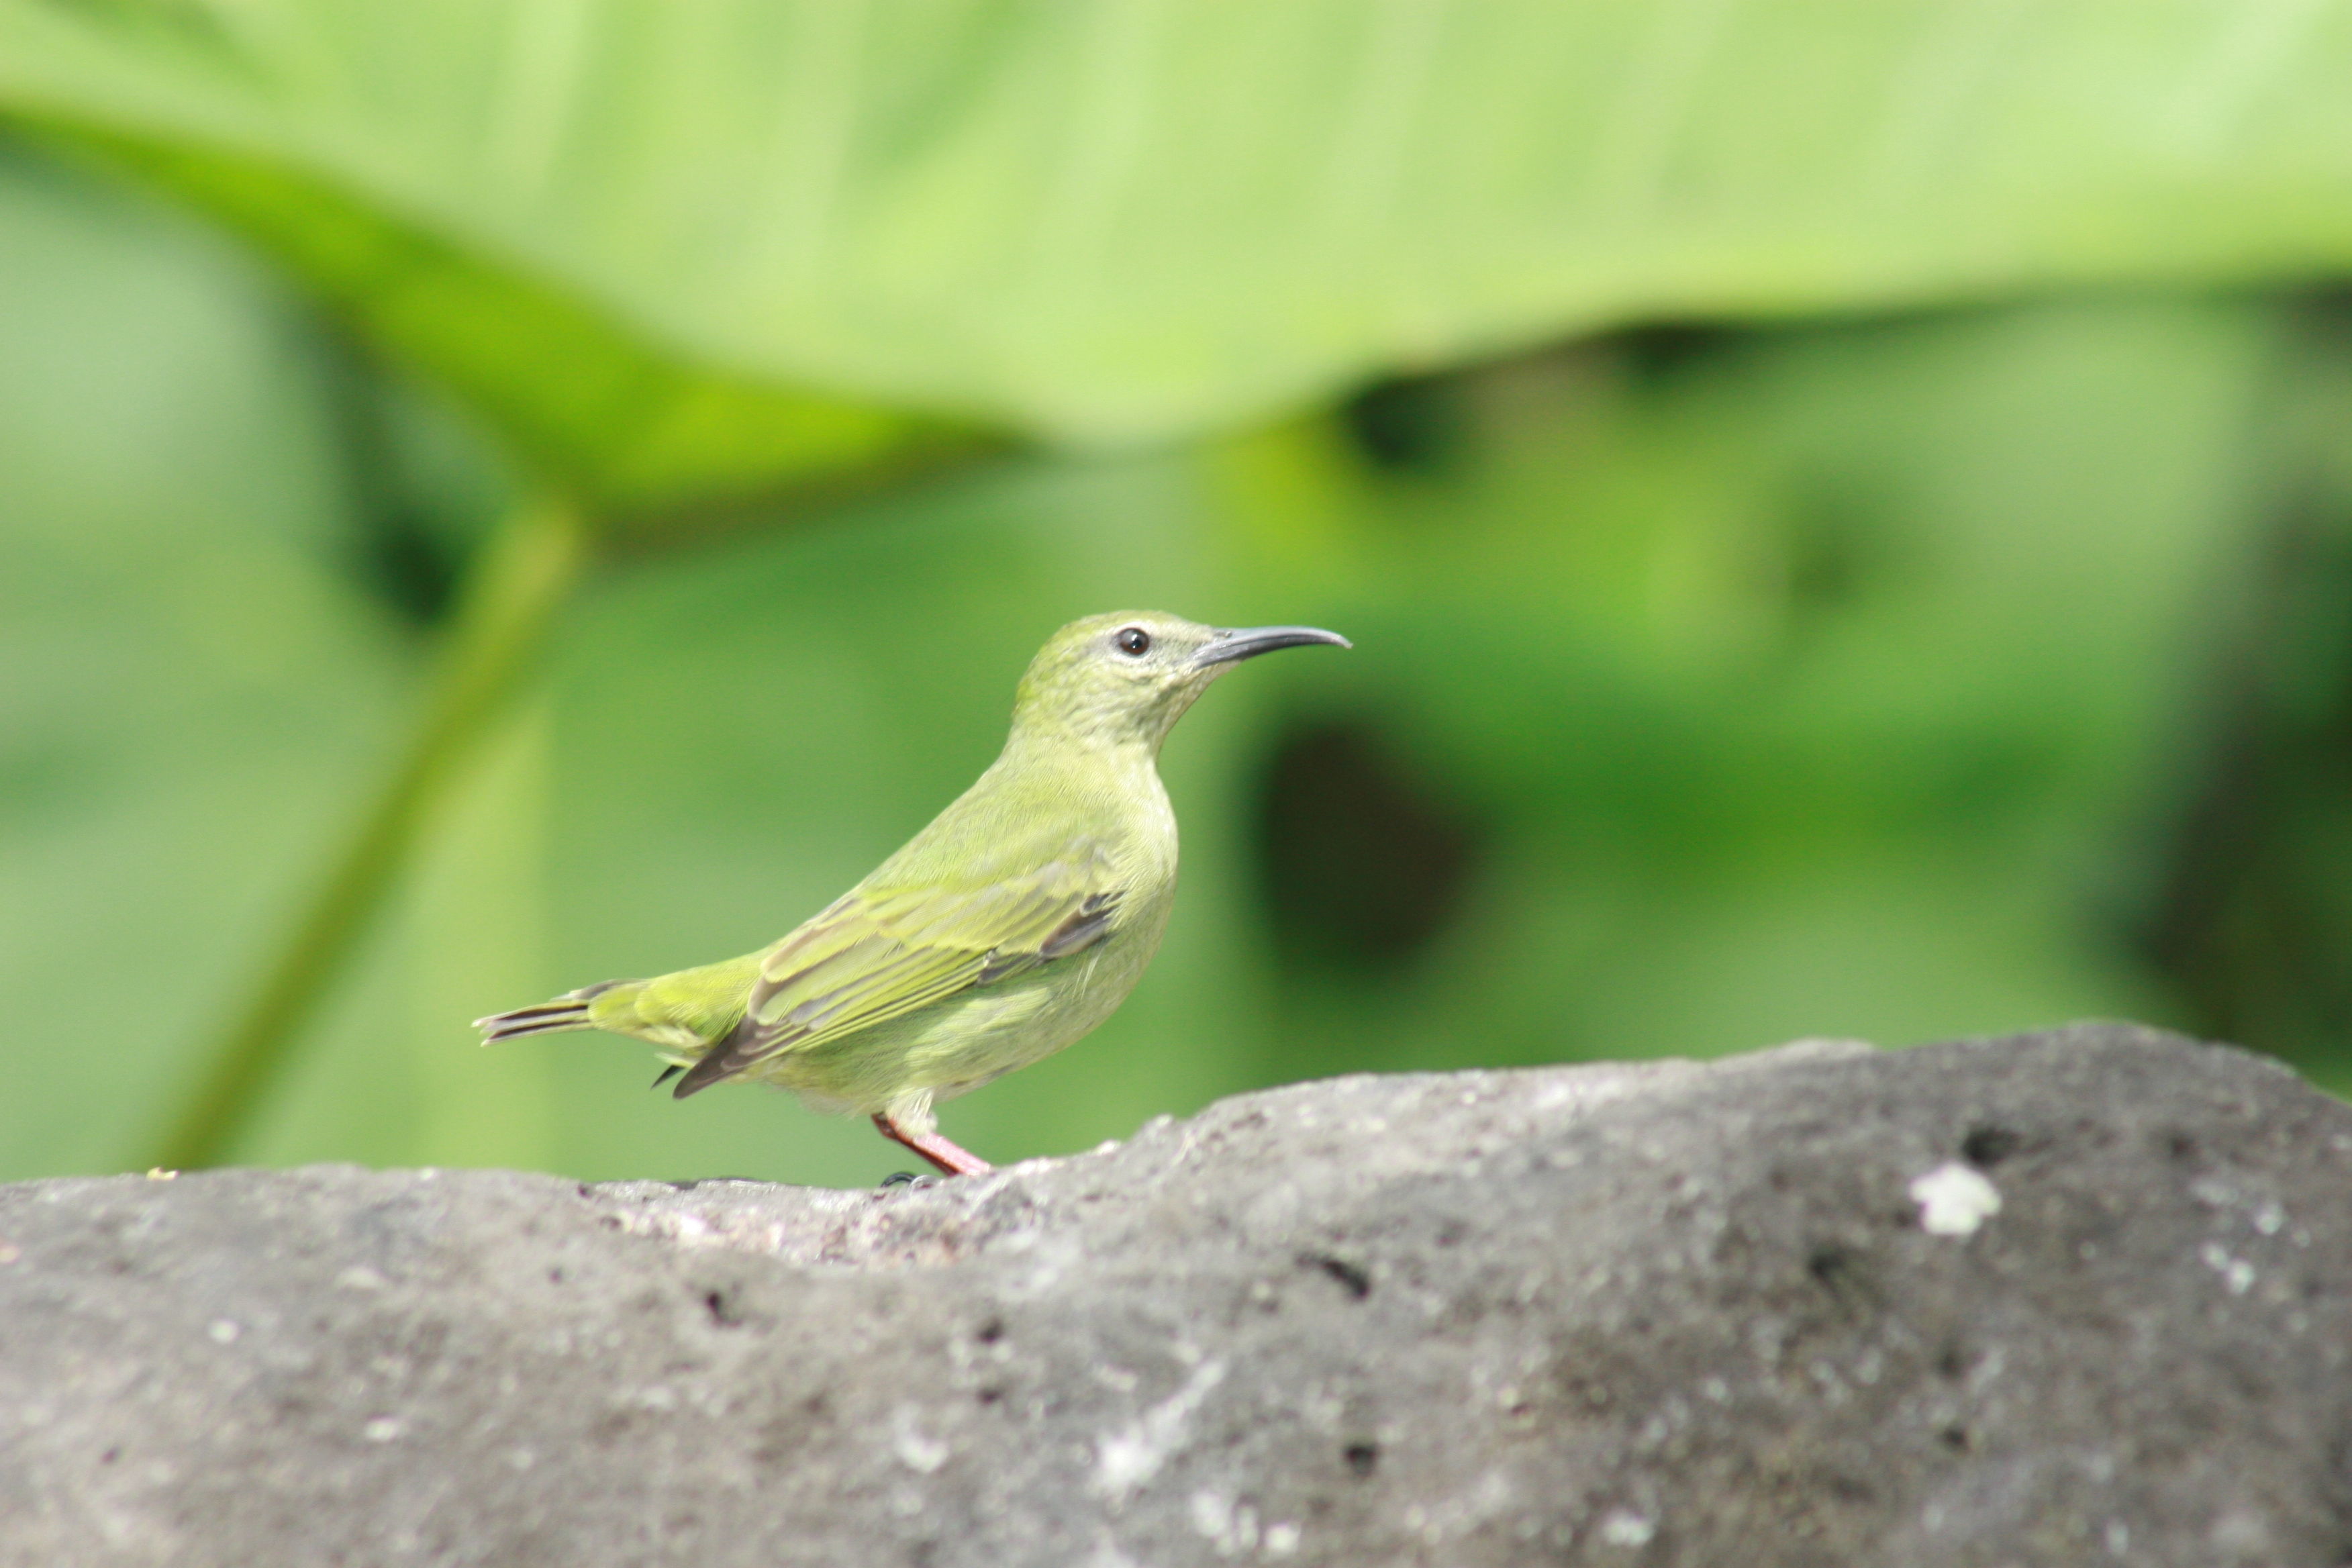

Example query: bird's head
[1010,610,1349,750]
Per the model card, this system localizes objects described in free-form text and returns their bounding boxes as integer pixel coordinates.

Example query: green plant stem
[150,493,591,1171]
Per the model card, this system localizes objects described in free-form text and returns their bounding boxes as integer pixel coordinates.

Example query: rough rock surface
[3,1026,2351,1567]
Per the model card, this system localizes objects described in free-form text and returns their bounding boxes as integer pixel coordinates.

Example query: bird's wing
[673,846,1120,1096]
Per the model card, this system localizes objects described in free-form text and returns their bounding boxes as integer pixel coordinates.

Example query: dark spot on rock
[1807,1245,1851,1289]
[1344,1442,1379,1477]
[99,1447,119,1465]
[976,1316,1005,1344]
[1939,1426,1969,1451]
[1935,1343,1968,1380]
[548,1268,564,1285]
[1962,1126,2020,1169]
[703,1289,742,1328]
[1300,1253,1372,1300]
[976,1386,1003,1406]
[2166,1130,2200,1163]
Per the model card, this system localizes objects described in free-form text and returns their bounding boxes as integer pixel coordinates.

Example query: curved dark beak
[1189,625,1353,670]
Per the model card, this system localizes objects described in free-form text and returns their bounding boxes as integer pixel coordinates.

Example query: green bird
[475,611,1348,1177]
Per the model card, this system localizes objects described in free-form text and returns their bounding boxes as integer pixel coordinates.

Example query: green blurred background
[10,3,2352,1187]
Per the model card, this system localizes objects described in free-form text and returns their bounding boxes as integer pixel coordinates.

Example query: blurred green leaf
[144,491,592,1173]
[5,1,2352,450]
[40,130,983,525]
[0,147,409,1177]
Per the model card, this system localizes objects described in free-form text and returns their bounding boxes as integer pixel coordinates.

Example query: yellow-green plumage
[475,611,1346,1175]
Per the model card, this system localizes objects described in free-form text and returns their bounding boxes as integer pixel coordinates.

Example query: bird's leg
[872,1113,994,1177]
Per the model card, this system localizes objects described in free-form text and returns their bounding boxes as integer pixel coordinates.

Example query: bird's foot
[872,1113,994,1177]
[878,1171,936,1191]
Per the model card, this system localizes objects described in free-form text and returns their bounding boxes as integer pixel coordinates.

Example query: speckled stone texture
[2,1026,2349,1567]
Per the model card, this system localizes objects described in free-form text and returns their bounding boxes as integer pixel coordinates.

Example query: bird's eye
[1115,626,1151,656]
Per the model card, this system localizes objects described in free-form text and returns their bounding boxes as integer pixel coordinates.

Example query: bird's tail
[474,980,626,1044]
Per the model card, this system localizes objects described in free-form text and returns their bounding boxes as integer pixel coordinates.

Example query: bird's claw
[879,1171,936,1190]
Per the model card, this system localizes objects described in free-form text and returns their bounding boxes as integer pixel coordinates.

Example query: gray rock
[3,1025,2349,1567]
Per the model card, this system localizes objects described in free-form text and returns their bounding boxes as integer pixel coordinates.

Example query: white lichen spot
[2254,1200,2286,1236]
[1910,1163,2001,1236]
[0,1242,19,1265]
[2190,1175,2237,1208]
[145,1168,177,1181]
[1091,1359,1227,1503]
[206,1319,240,1345]
[362,1416,403,1442]
[335,1265,386,1291]
[891,1407,950,1475]
[1084,1532,1142,1568]
[2105,1520,2129,1555]
[1263,1521,1302,1558]
[1187,1489,1260,1556]
[2201,1242,2255,1295]
[1599,1509,1655,1547]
